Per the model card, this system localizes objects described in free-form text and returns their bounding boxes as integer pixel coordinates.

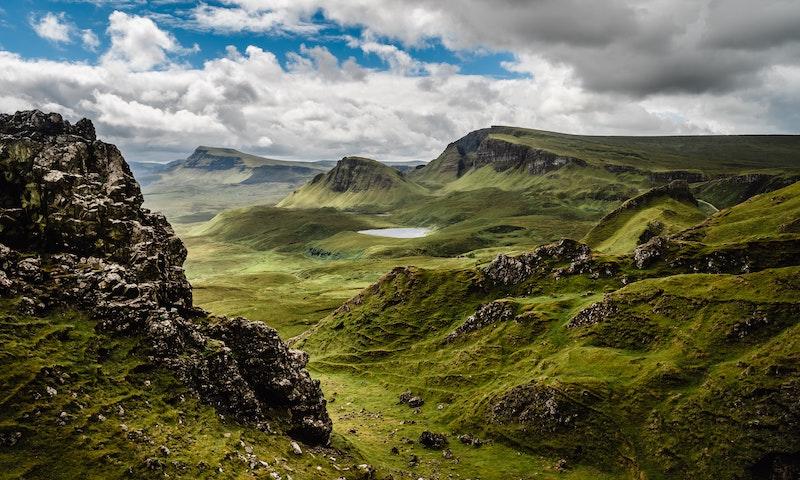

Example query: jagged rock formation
[481,239,618,288]
[417,127,586,180]
[632,235,800,273]
[444,300,518,342]
[0,110,331,444]
[488,382,587,433]
[316,156,406,192]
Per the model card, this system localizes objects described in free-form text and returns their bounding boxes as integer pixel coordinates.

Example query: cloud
[2,3,799,164]
[2,34,796,166]
[101,11,198,71]
[189,1,321,34]
[175,0,800,98]
[81,29,100,51]
[31,12,73,43]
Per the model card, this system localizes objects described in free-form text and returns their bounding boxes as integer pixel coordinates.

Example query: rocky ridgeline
[0,110,331,444]
[431,128,587,178]
[592,180,697,237]
[311,156,404,192]
[481,239,617,289]
[632,234,800,273]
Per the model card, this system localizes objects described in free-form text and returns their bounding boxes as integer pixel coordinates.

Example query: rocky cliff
[416,127,586,180]
[0,110,331,444]
[311,156,407,192]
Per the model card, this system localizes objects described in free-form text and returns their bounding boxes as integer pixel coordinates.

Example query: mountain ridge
[0,110,365,478]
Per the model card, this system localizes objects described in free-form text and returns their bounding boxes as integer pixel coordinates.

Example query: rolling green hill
[278,156,428,211]
[131,147,332,222]
[175,126,800,479]
[412,126,800,182]
[680,180,800,245]
[293,178,800,479]
[583,180,709,254]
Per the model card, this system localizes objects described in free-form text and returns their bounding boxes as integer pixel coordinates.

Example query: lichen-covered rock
[488,383,586,433]
[419,431,448,449]
[398,391,425,408]
[482,239,592,287]
[567,298,619,328]
[632,236,670,269]
[0,110,331,445]
[0,109,191,310]
[445,300,518,342]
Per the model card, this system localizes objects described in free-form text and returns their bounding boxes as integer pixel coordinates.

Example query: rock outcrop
[444,300,518,342]
[0,110,332,444]
[482,239,605,288]
[488,382,586,433]
[311,156,406,192]
[417,126,586,179]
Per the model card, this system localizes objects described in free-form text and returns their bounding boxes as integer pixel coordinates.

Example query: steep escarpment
[415,127,587,183]
[0,111,331,445]
[278,156,425,210]
[692,172,800,209]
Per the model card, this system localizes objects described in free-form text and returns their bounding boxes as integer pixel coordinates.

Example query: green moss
[0,300,364,479]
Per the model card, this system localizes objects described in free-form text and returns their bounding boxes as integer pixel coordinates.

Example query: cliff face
[313,156,405,192]
[0,110,331,444]
[418,127,585,180]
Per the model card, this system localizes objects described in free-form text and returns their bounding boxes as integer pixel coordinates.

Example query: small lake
[357,227,432,238]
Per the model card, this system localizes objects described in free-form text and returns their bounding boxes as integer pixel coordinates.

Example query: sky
[0,1,799,162]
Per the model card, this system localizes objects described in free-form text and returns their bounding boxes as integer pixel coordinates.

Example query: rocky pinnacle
[0,110,332,444]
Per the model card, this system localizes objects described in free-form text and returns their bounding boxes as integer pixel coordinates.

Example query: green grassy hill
[292,179,800,479]
[175,126,800,479]
[680,180,800,245]
[583,181,709,254]
[132,147,332,222]
[278,156,427,211]
[189,206,390,251]
[0,300,368,479]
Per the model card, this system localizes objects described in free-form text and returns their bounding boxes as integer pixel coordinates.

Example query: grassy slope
[0,299,365,479]
[583,189,708,255]
[682,181,800,245]
[278,158,428,212]
[297,259,800,479]
[186,146,329,170]
[292,181,800,478]
[277,181,426,211]
[188,206,392,251]
[489,127,800,174]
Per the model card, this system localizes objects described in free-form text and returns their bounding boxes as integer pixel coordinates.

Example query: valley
[4,2,799,479]
[162,127,800,478]
[2,114,799,479]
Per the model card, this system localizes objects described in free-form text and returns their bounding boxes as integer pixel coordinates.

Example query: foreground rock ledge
[0,110,332,444]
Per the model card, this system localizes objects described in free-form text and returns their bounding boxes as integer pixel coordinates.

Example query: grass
[487,127,800,174]
[0,299,365,479]
[584,195,707,255]
[684,180,800,245]
[174,174,800,478]
[296,254,800,478]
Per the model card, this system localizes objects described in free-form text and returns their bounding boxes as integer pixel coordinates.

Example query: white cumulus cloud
[101,11,198,71]
[31,12,73,43]
[81,29,101,51]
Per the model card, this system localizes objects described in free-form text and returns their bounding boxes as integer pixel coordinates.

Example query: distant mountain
[411,125,800,185]
[131,146,329,187]
[278,156,426,210]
